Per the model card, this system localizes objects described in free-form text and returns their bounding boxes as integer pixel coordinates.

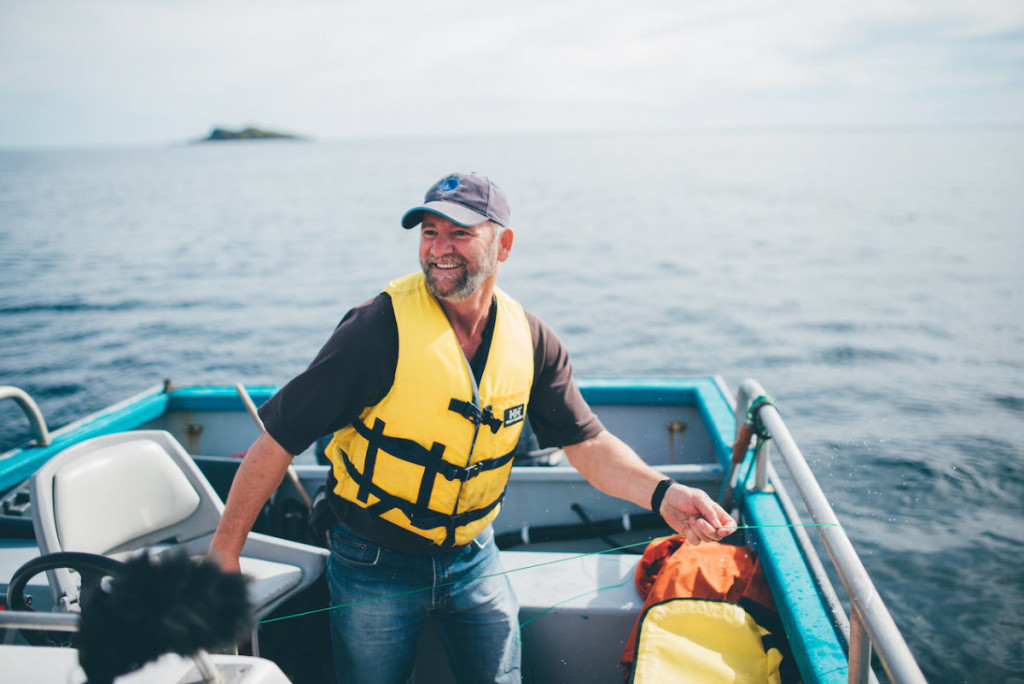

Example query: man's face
[419,213,504,302]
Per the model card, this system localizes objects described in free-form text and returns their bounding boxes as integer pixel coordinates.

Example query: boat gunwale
[0,383,169,492]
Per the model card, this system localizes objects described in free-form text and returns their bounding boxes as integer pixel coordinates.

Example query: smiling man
[420,213,507,302]
[209,172,734,684]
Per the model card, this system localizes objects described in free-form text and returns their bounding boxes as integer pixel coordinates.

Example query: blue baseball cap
[401,172,510,229]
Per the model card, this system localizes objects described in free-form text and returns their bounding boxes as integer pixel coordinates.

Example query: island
[198,127,304,142]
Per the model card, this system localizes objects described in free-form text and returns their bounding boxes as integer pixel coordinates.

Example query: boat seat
[2,643,292,683]
[239,554,302,607]
[48,437,203,556]
[29,430,328,620]
[136,545,304,611]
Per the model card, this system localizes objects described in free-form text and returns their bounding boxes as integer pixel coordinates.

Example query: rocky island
[198,127,304,142]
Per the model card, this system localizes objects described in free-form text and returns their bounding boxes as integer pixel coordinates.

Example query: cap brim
[401,201,489,229]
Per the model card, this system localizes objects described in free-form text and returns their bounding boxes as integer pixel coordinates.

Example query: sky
[1,0,1022,148]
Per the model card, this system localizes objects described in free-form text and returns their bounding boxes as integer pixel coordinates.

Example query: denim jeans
[326,522,521,684]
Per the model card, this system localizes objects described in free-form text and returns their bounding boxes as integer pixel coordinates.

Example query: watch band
[650,478,676,515]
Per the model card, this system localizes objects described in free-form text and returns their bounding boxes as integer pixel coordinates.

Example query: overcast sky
[1,0,1022,148]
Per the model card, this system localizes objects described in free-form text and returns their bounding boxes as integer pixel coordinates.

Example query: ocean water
[1,128,1022,683]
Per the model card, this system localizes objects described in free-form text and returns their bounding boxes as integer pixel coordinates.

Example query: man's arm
[563,429,735,544]
[208,430,295,572]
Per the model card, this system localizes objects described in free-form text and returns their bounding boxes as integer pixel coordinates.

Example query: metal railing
[0,386,51,447]
[735,379,927,684]
[0,610,228,683]
[0,610,79,632]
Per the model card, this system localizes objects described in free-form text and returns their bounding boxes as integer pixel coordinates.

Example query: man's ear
[498,227,514,262]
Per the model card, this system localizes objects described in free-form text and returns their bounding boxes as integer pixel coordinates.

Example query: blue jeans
[326,522,521,684]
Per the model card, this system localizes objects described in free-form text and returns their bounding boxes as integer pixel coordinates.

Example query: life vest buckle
[448,399,502,434]
[479,407,501,434]
[455,462,483,482]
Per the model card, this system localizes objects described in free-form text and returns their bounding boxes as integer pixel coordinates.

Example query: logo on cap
[439,176,461,194]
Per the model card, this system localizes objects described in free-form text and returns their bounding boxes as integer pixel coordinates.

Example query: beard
[422,231,500,302]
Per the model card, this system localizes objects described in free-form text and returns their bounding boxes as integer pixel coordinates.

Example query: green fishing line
[257,522,841,626]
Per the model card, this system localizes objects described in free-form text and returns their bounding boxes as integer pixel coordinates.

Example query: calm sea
[1,128,1022,683]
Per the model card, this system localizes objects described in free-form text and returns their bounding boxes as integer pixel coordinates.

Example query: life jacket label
[504,404,525,427]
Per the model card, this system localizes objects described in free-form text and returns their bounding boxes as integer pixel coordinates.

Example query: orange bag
[621,537,777,671]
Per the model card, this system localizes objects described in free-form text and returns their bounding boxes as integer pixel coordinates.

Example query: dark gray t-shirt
[258,291,603,553]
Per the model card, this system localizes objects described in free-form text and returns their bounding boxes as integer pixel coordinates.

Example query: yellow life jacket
[324,272,534,548]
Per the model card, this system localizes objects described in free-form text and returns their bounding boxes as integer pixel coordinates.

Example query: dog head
[77,551,253,684]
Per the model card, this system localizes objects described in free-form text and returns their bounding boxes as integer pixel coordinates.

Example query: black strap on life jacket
[448,398,503,434]
[353,418,454,503]
[339,445,508,548]
[351,418,515,483]
[343,416,515,547]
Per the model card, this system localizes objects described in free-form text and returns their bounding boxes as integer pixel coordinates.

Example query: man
[209,172,735,684]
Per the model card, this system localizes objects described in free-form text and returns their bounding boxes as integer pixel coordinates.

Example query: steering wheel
[5,551,126,646]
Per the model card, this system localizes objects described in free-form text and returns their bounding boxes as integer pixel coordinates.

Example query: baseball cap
[401,172,510,229]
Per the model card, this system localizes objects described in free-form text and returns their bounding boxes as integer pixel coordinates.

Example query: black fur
[77,551,253,684]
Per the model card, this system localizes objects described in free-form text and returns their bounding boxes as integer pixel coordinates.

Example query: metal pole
[848,606,872,684]
[754,439,770,491]
[745,383,927,684]
[0,611,79,631]
[234,384,312,510]
[0,386,51,446]
[193,649,226,683]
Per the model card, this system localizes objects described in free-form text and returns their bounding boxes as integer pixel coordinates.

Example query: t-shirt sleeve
[526,312,604,448]
[257,294,397,456]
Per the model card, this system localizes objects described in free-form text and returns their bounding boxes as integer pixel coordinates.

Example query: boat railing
[734,379,926,684]
[0,386,51,447]
[0,610,79,633]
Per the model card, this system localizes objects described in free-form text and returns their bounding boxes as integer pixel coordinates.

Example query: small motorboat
[0,379,925,683]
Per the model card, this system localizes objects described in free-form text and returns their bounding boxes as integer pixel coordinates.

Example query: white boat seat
[51,438,202,555]
[1,644,292,684]
[29,430,328,621]
[239,556,303,607]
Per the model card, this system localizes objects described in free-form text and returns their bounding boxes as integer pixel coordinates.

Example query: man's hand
[564,430,737,545]
[659,484,736,545]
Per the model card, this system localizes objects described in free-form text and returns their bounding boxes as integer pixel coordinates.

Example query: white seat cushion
[53,439,201,554]
[239,557,303,608]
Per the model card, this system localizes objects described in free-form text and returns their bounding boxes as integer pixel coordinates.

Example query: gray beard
[422,231,500,302]
[423,261,493,302]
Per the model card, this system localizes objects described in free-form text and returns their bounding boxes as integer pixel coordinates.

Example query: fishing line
[258,536,653,625]
[514,575,635,639]
[257,522,841,627]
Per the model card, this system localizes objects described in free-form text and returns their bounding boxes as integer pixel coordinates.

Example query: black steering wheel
[5,551,126,646]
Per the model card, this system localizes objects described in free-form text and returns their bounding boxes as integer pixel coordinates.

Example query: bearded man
[210,172,734,684]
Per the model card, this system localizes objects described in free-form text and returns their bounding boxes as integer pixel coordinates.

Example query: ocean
[1,127,1022,683]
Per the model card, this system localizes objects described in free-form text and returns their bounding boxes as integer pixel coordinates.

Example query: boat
[0,379,926,683]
